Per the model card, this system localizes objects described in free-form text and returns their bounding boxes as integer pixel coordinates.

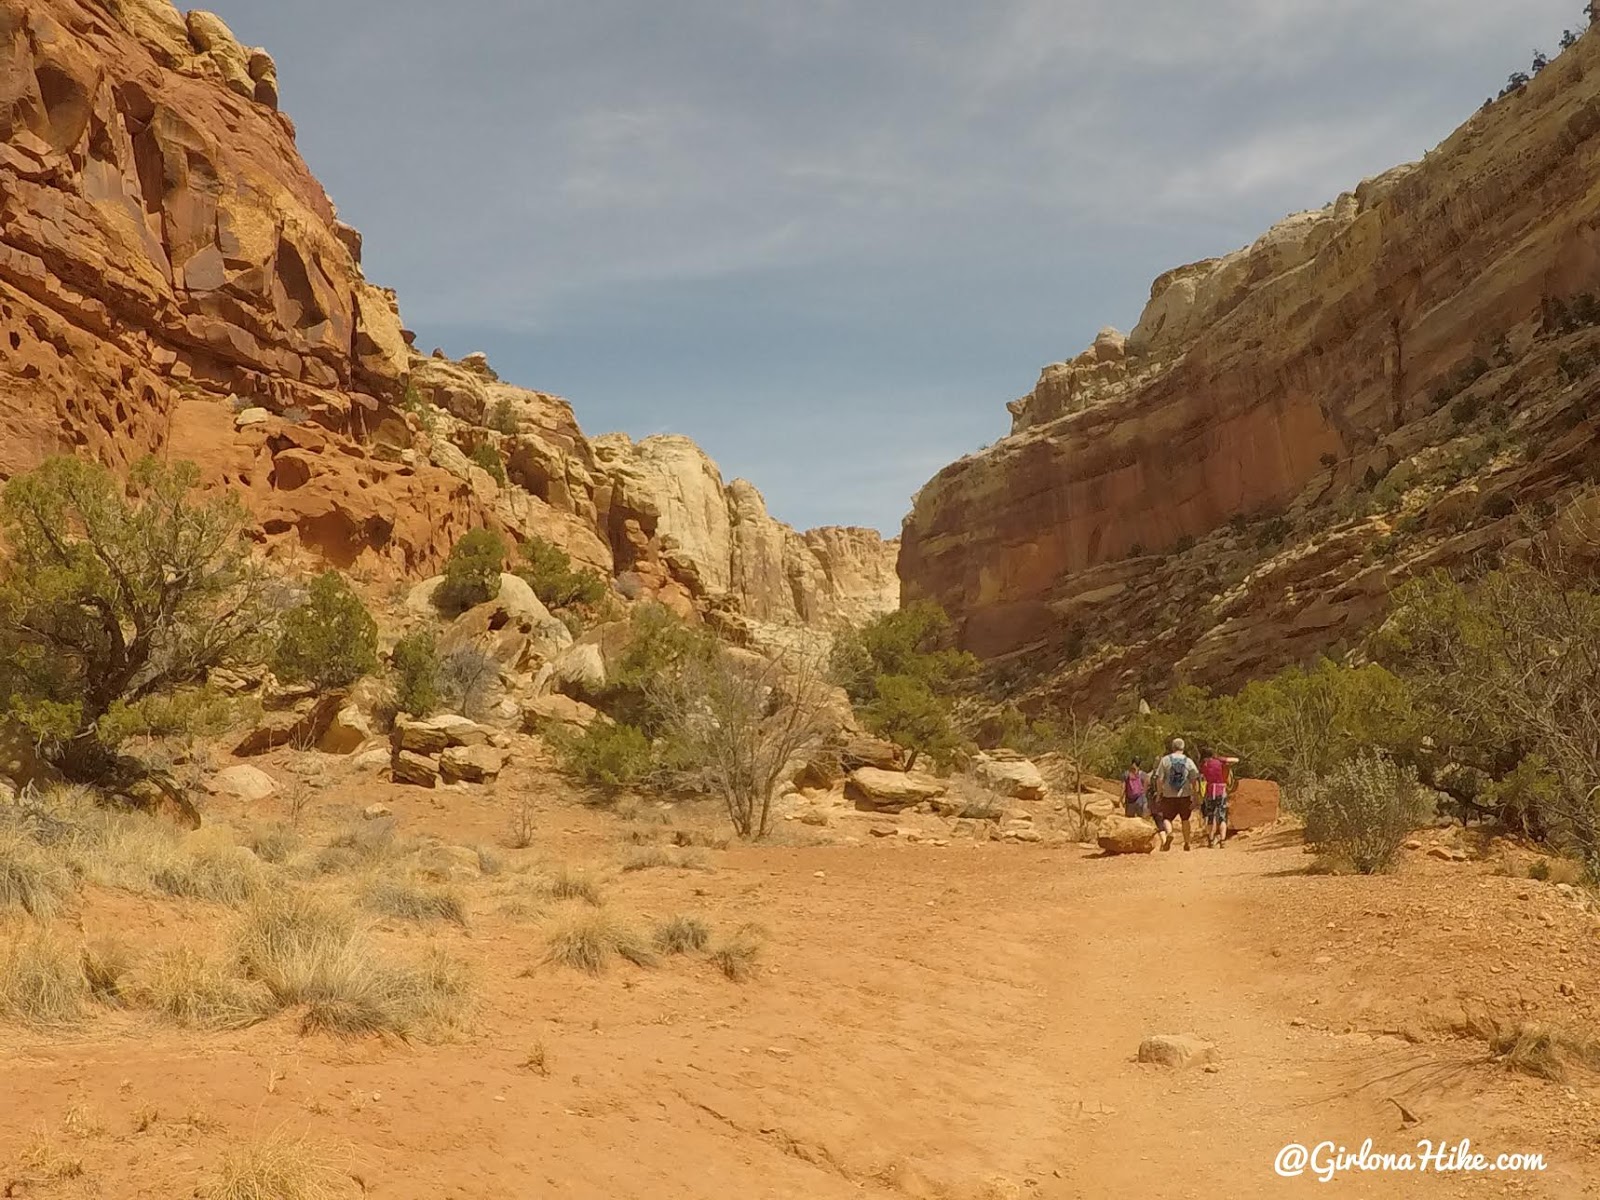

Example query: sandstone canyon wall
[0,0,896,634]
[901,34,1600,706]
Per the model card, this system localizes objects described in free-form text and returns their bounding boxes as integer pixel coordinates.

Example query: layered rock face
[901,35,1600,701]
[1,0,897,633]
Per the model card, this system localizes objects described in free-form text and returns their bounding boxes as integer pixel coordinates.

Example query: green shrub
[557,722,652,791]
[1302,753,1430,874]
[487,397,519,435]
[863,674,962,772]
[1450,392,1484,426]
[518,538,607,611]
[271,571,379,691]
[436,529,506,614]
[0,456,268,780]
[829,601,976,705]
[391,630,440,716]
[469,444,507,486]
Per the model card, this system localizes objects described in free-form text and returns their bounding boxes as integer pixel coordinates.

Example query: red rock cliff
[0,0,898,631]
[899,30,1600,696]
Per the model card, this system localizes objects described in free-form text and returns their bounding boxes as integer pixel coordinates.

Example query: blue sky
[207,1,1581,533]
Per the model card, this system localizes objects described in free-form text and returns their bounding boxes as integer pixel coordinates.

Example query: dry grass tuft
[520,1040,551,1076]
[622,846,710,873]
[81,936,137,1006]
[0,929,88,1026]
[671,828,730,851]
[17,1128,86,1181]
[132,945,273,1030]
[235,891,471,1040]
[653,914,711,955]
[359,876,468,926]
[0,827,75,918]
[244,822,302,866]
[154,827,266,906]
[312,819,403,875]
[201,1128,345,1200]
[708,925,764,983]
[546,865,603,906]
[544,910,658,974]
[1452,1010,1600,1082]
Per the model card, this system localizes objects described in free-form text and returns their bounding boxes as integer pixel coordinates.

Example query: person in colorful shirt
[1121,757,1149,819]
[1199,747,1231,848]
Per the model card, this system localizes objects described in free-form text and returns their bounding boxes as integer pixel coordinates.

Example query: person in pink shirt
[1199,747,1230,848]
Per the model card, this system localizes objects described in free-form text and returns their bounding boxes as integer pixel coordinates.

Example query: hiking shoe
[1183,842,1192,851]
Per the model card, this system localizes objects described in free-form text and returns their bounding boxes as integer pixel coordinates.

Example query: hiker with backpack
[1151,737,1200,851]
[1121,757,1149,819]
[1199,746,1231,848]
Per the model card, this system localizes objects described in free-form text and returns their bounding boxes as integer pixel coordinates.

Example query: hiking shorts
[1202,796,1229,825]
[1124,797,1148,819]
[1155,794,1192,823]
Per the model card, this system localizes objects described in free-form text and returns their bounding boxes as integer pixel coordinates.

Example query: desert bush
[271,571,379,692]
[435,529,506,615]
[1453,1010,1600,1082]
[507,796,537,850]
[312,819,403,876]
[829,601,976,705]
[132,945,272,1030]
[1301,753,1430,874]
[390,629,440,717]
[469,444,507,486]
[862,674,962,773]
[517,537,607,612]
[1376,552,1600,870]
[543,910,657,974]
[487,396,520,434]
[596,604,709,733]
[653,649,834,838]
[359,876,468,926]
[201,1129,344,1200]
[0,826,74,918]
[0,929,88,1026]
[0,456,271,781]
[436,644,500,720]
[653,914,710,955]
[556,722,652,792]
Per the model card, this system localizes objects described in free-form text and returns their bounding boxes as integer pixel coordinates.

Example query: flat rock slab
[845,767,948,812]
[208,764,276,802]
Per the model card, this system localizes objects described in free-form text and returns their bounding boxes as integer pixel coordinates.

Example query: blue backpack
[1165,755,1189,794]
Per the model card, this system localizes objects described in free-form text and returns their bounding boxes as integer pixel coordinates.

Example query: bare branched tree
[652,648,834,839]
[438,644,501,720]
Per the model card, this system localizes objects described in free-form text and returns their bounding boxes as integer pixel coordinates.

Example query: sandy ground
[3,772,1599,1199]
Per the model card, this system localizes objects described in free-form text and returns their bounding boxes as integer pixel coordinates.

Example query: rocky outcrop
[592,434,900,631]
[901,33,1600,703]
[1,0,895,638]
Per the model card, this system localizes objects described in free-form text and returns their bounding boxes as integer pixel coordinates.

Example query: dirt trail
[3,822,1591,1198]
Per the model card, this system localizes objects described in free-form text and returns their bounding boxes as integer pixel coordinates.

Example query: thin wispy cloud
[209,0,1578,531]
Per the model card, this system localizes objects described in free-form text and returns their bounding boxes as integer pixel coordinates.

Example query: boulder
[233,694,345,757]
[1228,778,1281,831]
[1097,816,1158,855]
[522,693,604,734]
[318,705,375,755]
[1137,1035,1218,1069]
[974,754,1047,801]
[439,744,505,785]
[392,750,440,789]
[207,764,277,802]
[845,767,948,812]
[1076,794,1119,822]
